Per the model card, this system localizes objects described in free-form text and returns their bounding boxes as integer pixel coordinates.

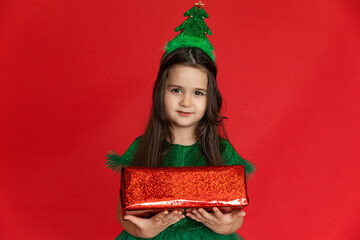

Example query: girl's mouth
[177,111,192,117]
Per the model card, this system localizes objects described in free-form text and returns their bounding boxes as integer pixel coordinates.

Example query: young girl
[106,3,255,240]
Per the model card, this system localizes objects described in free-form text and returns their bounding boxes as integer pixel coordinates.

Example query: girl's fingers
[162,210,183,223]
[213,207,224,220]
[152,210,169,222]
[169,214,185,225]
[197,208,214,221]
[186,212,202,222]
[162,211,177,222]
[192,209,207,222]
[237,211,246,217]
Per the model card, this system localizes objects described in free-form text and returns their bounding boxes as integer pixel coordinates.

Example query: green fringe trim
[105,151,123,173]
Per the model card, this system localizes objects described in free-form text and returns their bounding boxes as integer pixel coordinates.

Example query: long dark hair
[130,47,228,167]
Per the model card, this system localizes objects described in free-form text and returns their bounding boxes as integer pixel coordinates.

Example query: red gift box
[120,165,249,218]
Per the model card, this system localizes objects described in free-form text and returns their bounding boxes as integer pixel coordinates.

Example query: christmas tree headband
[163,1,215,63]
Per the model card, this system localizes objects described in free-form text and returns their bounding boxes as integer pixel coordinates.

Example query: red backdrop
[1,0,360,239]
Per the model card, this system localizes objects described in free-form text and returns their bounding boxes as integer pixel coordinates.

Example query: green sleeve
[220,138,256,179]
[105,137,140,172]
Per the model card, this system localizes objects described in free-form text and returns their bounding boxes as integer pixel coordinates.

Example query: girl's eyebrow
[167,84,207,92]
[195,88,208,92]
[167,84,184,89]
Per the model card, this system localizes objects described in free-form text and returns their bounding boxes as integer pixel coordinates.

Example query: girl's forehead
[167,65,207,83]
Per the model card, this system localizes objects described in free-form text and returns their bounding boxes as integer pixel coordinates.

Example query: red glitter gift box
[120,165,249,218]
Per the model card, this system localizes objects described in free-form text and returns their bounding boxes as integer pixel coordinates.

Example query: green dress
[106,137,256,240]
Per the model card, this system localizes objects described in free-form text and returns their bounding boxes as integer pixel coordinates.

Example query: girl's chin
[170,123,197,130]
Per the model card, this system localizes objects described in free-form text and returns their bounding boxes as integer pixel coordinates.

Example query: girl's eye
[194,91,204,96]
[171,88,181,93]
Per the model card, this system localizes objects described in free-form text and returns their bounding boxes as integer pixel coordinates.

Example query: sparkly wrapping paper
[120,165,248,218]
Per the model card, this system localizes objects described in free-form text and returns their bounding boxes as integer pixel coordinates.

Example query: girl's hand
[124,210,185,238]
[186,207,246,235]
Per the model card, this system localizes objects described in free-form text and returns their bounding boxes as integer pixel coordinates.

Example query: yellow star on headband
[195,1,204,9]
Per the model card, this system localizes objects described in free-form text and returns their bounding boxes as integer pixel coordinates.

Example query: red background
[1,0,360,239]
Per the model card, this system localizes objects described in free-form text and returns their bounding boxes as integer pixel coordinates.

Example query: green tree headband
[163,1,215,63]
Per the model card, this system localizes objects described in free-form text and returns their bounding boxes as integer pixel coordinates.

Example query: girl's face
[164,64,208,134]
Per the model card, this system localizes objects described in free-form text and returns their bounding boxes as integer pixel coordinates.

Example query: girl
[106,46,256,240]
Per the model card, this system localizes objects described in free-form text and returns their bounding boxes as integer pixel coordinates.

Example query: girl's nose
[180,95,191,107]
